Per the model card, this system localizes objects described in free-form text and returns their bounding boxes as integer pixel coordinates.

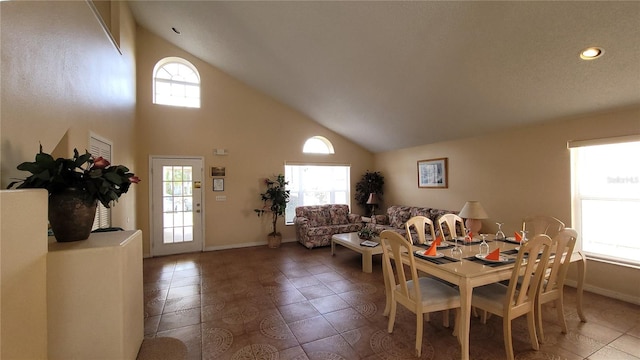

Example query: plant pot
[267,233,282,248]
[48,188,97,242]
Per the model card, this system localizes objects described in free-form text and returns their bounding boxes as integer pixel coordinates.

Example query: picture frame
[417,158,448,188]
[211,166,226,177]
[213,178,224,191]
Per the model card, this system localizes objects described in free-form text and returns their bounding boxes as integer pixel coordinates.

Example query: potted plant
[254,174,290,248]
[355,170,384,215]
[8,145,140,242]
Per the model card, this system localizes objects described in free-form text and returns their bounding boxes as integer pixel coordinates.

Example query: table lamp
[366,193,379,217]
[458,201,488,234]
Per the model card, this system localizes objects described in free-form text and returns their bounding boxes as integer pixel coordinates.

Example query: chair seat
[403,277,460,308]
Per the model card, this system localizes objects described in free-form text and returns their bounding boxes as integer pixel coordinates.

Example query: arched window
[303,136,334,154]
[153,57,200,108]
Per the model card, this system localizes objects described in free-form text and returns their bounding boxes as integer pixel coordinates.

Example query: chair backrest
[522,215,565,238]
[541,228,577,295]
[437,213,465,240]
[380,230,422,305]
[405,216,436,245]
[505,234,553,312]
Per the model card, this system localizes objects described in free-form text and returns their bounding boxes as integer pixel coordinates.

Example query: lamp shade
[366,193,379,205]
[458,201,488,219]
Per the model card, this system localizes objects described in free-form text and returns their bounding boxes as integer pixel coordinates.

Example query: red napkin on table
[425,241,438,256]
[465,232,474,242]
[485,247,501,260]
[435,236,443,246]
[514,232,522,242]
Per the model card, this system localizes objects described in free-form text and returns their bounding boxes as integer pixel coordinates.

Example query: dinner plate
[475,253,510,263]
[415,250,444,258]
[505,237,521,244]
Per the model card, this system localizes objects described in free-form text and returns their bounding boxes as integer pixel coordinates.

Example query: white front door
[151,157,204,256]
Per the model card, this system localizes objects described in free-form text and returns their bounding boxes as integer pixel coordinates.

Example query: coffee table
[331,232,383,273]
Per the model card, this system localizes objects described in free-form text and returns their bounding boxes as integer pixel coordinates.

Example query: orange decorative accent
[486,248,501,260]
[426,242,438,256]
[514,232,522,241]
[435,236,443,246]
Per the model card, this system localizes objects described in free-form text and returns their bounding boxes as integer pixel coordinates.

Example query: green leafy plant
[358,227,379,240]
[355,170,385,213]
[8,145,140,208]
[254,174,290,236]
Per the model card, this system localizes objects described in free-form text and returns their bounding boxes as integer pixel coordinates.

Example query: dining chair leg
[481,309,489,324]
[536,299,545,343]
[556,297,568,334]
[443,309,450,327]
[416,312,424,357]
[387,301,397,333]
[503,318,515,360]
[453,308,460,338]
[527,312,540,351]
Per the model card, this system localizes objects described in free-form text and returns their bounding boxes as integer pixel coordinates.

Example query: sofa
[294,204,363,249]
[367,205,460,239]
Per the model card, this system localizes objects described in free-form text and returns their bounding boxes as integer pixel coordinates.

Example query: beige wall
[135,27,373,255]
[0,1,138,229]
[374,106,640,302]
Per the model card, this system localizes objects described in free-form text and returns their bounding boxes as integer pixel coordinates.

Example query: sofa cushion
[410,207,432,218]
[388,206,412,228]
[329,205,350,225]
[304,208,331,227]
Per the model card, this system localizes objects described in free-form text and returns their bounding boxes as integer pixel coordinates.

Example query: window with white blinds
[89,135,112,231]
[569,135,640,266]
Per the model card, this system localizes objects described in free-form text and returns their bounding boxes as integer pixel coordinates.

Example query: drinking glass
[464,228,472,243]
[479,234,489,256]
[451,234,463,258]
[519,230,528,246]
[495,222,506,241]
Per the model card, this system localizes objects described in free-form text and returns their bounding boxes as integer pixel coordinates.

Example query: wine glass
[464,228,472,243]
[519,230,528,246]
[479,234,489,257]
[451,234,463,258]
[495,222,505,241]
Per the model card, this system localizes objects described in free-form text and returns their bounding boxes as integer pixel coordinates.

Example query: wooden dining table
[382,237,587,360]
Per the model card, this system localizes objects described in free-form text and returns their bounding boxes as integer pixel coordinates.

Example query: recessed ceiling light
[580,47,604,60]
[172,27,181,35]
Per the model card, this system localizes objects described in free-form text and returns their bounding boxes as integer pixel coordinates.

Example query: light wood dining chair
[379,230,461,357]
[405,216,451,326]
[405,216,436,245]
[536,228,577,342]
[436,213,465,240]
[471,234,553,360]
[522,215,565,238]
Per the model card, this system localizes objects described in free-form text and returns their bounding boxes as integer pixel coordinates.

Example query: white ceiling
[127,1,640,153]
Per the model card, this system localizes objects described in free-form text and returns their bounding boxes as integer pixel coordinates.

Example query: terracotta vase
[48,188,97,242]
[267,233,282,248]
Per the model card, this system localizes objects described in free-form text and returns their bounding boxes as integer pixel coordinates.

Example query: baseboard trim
[565,280,640,305]
[203,238,297,252]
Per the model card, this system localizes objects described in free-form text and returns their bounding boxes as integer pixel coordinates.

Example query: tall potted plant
[355,170,384,215]
[8,145,140,242]
[254,174,290,248]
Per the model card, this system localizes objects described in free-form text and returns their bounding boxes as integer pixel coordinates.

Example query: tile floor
[141,241,640,360]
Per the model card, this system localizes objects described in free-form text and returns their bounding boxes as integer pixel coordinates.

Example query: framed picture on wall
[213,178,224,191]
[417,158,448,188]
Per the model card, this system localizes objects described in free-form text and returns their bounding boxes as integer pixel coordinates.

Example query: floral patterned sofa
[367,205,459,239]
[294,204,363,249]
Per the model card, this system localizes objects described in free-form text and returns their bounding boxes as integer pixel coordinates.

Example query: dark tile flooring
[140,241,640,360]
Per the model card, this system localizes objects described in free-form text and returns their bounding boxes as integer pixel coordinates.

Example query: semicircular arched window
[153,57,200,108]
[303,136,335,154]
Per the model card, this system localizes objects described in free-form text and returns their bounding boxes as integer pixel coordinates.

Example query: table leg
[363,253,373,273]
[459,280,472,360]
[576,251,587,322]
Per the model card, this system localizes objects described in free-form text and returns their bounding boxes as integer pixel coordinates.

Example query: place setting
[465,234,516,267]
[413,236,460,264]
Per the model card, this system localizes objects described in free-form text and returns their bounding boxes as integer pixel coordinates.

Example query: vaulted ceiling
[128,1,640,153]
